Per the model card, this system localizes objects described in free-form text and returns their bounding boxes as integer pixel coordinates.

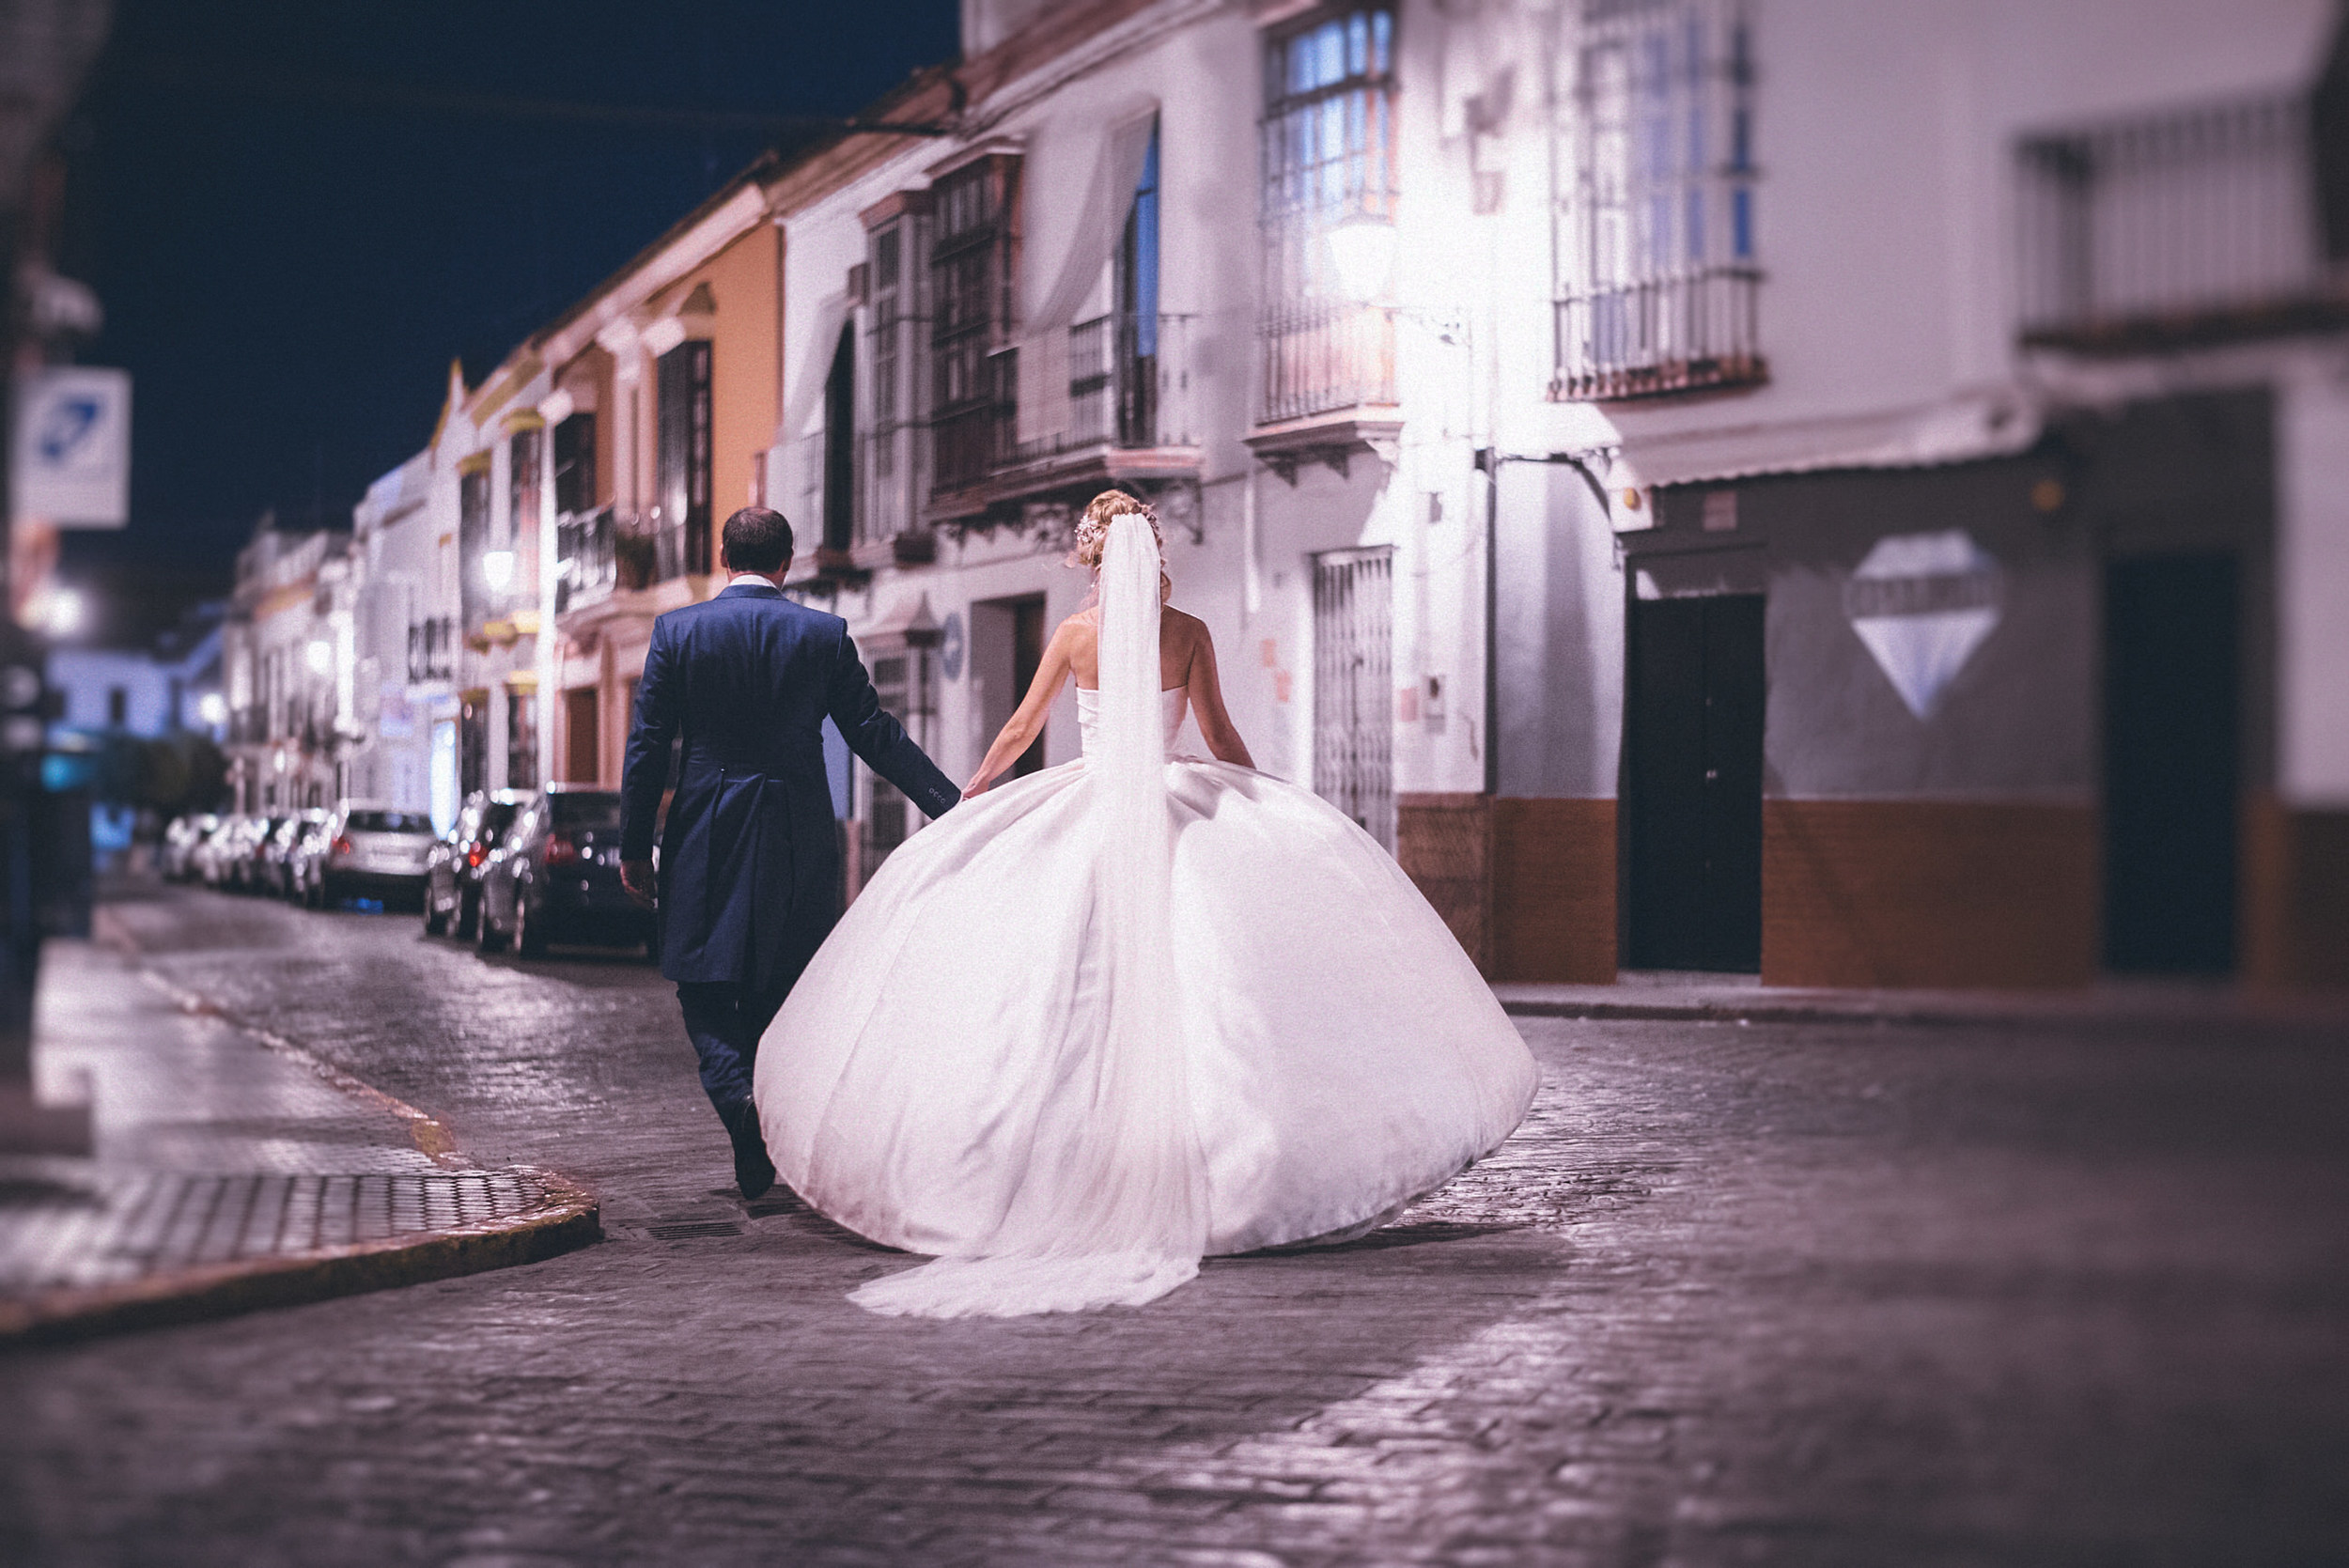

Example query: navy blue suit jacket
[620,581,958,990]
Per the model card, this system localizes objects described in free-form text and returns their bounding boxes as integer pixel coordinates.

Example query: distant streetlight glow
[1327,213,1398,305]
[305,639,334,675]
[38,588,84,637]
[481,550,516,594]
[197,692,227,727]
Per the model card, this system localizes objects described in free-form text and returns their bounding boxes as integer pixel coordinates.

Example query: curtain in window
[1015,107,1160,450]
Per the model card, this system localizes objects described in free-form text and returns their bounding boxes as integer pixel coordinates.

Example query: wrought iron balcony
[1256,301,1395,426]
[927,314,1200,519]
[2018,92,2349,352]
[553,507,688,614]
[1552,264,1765,402]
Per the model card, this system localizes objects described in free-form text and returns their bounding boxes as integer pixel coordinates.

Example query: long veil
[850,513,1208,1316]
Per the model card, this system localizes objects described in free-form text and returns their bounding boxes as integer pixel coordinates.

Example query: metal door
[1312,546,1396,851]
[1626,593,1765,971]
[2104,553,2238,973]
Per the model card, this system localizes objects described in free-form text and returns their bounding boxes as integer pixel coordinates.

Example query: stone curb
[1496,991,2349,1032]
[0,907,606,1347]
[0,1170,599,1349]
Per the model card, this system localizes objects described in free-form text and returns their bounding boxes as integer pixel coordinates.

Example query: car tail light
[545,833,579,867]
[465,845,485,868]
[332,835,353,857]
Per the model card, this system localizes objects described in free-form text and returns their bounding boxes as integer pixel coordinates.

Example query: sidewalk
[0,927,598,1345]
[1495,970,2349,1031]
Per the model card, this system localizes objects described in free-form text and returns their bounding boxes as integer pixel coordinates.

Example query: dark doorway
[1626,594,1766,971]
[1010,596,1048,778]
[2104,553,2239,973]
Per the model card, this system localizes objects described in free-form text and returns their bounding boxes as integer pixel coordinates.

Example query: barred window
[1258,5,1397,424]
[1554,0,1763,401]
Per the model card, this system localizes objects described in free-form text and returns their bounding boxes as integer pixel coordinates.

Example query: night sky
[49,0,961,644]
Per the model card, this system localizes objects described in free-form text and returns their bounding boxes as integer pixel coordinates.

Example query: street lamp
[305,639,334,676]
[481,550,516,595]
[196,691,227,728]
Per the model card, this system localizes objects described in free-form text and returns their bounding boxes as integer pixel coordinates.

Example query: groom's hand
[621,859,657,908]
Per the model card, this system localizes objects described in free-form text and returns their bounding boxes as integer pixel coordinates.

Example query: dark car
[159,813,219,882]
[476,787,654,958]
[424,789,527,939]
[230,815,289,893]
[262,809,330,900]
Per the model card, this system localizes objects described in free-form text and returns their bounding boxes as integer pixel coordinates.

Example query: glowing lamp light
[197,692,228,727]
[37,588,84,637]
[481,550,516,593]
[305,639,334,675]
[1327,213,1398,305]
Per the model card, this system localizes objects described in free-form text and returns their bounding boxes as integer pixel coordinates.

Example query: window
[862,654,912,884]
[1554,0,1763,400]
[821,323,856,552]
[1259,5,1397,424]
[506,688,537,790]
[929,154,1022,494]
[552,411,598,516]
[508,426,542,584]
[656,340,714,574]
[863,202,933,541]
[459,464,492,627]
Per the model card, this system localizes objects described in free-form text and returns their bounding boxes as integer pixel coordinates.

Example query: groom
[619,505,959,1200]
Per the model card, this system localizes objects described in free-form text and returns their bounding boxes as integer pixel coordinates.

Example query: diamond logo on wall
[1843,530,2004,719]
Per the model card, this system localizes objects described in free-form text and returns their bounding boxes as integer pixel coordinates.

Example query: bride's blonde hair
[1070,489,1171,601]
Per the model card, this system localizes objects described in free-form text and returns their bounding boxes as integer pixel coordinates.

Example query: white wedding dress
[753,518,1538,1317]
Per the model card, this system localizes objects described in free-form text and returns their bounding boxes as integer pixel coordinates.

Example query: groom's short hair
[722,506,794,574]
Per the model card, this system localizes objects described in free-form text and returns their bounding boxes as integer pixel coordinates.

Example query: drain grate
[643,1219,745,1241]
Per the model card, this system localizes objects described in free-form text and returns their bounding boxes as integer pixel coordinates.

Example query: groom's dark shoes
[720,1097,776,1201]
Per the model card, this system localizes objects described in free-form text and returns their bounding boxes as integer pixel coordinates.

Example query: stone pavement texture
[3,881,2346,1565]
[0,913,595,1341]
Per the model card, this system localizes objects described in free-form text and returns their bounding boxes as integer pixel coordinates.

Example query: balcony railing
[553,506,686,614]
[928,314,1199,502]
[2018,92,2347,351]
[1046,311,1196,455]
[1552,264,1765,401]
[1256,301,1396,426]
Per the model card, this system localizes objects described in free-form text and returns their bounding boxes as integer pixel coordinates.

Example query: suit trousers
[677,979,792,1117]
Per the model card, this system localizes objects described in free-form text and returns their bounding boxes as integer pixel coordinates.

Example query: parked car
[192,815,251,888]
[262,810,329,900]
[476,787,653,958]
[424,789,528,939]
[159,814,219,881]
[303,801,437,908]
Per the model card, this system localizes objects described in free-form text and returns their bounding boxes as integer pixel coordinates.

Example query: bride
[753,489,1538,1318]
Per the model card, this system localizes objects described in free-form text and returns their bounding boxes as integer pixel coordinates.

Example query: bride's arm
[1185,620,1256,769]
[963,620,1076,797]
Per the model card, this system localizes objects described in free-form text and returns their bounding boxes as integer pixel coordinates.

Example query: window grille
[1554,0,1763,400]
[1312,545,1395,852]
[865,214,930,542]
[1259,5,1398,424]
[862,653,915,886]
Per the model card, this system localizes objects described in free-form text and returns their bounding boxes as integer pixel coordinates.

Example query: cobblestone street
[4,882,2346,1566]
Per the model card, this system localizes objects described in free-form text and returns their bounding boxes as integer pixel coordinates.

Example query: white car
[303,800,437,908]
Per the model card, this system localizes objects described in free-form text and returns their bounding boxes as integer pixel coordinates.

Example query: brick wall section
[1494,800,1618,984]
[1763,800,2098,988]
[1396,794,1491,972]
[2243,798,2349,989]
